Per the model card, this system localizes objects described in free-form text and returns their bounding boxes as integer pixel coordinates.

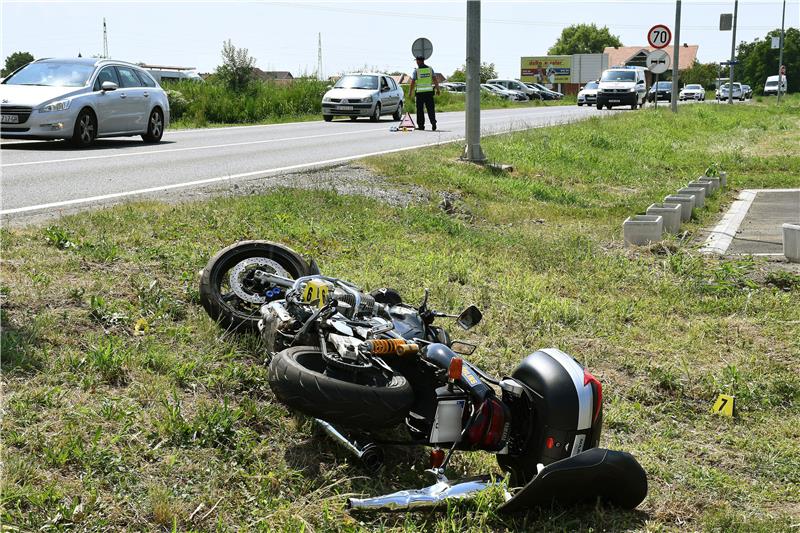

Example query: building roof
[603,45,699,71]
[253,68,294,80]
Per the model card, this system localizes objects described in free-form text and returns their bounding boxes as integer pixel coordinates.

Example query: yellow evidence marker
[712,394,735,417]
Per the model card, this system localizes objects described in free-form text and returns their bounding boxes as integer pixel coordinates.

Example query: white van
[596,67,647,110]
[764,75,787,96]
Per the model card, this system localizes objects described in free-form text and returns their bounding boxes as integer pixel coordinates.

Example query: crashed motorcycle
[199,241,647,511]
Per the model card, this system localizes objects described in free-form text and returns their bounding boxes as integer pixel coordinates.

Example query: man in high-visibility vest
[409,56,440,131]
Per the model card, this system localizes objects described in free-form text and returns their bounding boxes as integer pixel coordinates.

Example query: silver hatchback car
[322,73,404,122]
[0,57,170,146]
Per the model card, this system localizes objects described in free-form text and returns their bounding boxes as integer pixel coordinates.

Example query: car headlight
[360,95,374,103]
[39,99,72,113]
[322,96,332,103]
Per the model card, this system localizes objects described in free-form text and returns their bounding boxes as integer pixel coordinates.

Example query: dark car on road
[647,81,672,103]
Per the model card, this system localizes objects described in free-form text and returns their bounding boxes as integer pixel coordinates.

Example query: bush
[162,78,328,125]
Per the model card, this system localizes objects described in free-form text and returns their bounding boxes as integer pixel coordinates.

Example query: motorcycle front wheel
[268,346,414,428]
[199,240,312,334]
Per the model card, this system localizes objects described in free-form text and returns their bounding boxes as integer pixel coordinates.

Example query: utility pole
[670,0,681,113]
[317,32,323,81]
[728,0,738,104]
[463,0,485,162]
[103,18,108,58]
[777,0,786,104]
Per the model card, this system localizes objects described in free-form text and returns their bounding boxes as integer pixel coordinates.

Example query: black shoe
[432,124,437,131]
[417,126,425,130]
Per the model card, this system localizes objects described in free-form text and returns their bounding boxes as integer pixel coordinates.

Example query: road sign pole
[778,0,786,104]
[671,0,681,113]
[729,0,738,105]
[464,0,485,162]
[654,73,659,109]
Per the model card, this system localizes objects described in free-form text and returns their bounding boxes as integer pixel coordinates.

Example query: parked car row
[1,57,169,146]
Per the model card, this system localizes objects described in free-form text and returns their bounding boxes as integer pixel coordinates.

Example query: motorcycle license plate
[1,114,19,124]
[338,106,353,111]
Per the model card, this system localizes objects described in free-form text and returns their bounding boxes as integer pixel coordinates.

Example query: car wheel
[392,101,403,121]
[596,103,602,110]
[71,108,96,147]
[578,102,583,106]
[323,115,333,122]
[370,103,381,122]
[142,108,164,143]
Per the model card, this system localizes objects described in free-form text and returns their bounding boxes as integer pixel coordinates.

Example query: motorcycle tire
[199,240,312,334]
[268,346,414,428]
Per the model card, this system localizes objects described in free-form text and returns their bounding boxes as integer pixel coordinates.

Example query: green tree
[680,60,723,89]
[448,62,496,83]
[2,51,34,77]
[215,39,256,92]
[548,24,622,55]
[737,28,799,94]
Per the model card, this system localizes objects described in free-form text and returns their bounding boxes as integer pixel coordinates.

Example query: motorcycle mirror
[419,288,430,312]
[450,341,476,355]
[456,305,482,330]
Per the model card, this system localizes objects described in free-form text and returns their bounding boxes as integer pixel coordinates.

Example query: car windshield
[601,70,636,82]
[654,82,672,88]
[334,75,378,90]
[686,84,702,89]
[3,61,95,87]
[766,81,778,86]
[584,81,599,89]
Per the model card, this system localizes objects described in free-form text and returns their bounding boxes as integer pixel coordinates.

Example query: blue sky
[2,1,797,78]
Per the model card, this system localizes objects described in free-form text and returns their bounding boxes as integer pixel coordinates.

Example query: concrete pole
[778,0,786,103]
[670,1,682,112]
[728,0,738,104]
[464,0,486,162]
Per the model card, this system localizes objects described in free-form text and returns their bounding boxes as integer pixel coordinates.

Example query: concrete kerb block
[688,180,713,197]
[783,223,800,263]
[697,176,720,195]
[624,215,663,246]
[664,194,695,222]
[647,203,682,234]
[678,186,705,208]
[718,171,727,188]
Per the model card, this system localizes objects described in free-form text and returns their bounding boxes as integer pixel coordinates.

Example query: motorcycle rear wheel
[199,241,312,334]
[269,346,414,428]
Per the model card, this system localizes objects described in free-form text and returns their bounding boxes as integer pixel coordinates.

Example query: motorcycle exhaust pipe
[347,476,502,511]
[315,419,384,470]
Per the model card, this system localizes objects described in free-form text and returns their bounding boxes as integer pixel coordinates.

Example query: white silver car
[679,84,706,101]
[1,57,170,146]
[577,81,599,106]
[322,73,404,122]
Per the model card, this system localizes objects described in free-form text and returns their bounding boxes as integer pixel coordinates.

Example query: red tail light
[464,397,510,451]
[584,369,603,423]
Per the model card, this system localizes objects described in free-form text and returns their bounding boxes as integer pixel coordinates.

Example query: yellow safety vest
[416,67,433,93]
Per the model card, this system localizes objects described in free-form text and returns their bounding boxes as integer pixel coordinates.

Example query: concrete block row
[623,172,727,247]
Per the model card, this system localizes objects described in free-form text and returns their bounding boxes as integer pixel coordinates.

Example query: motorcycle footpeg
[498,448,647,513]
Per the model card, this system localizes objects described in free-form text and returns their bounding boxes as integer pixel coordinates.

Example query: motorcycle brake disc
[228,257,290,304]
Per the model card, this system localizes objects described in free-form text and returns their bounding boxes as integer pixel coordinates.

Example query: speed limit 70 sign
[648,24,672,49]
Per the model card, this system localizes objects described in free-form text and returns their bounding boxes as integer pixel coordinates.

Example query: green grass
[2,97,799,531]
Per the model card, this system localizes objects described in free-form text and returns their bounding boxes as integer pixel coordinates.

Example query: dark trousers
[415,92,436,128]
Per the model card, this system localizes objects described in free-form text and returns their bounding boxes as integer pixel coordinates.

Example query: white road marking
[0,116,579,216]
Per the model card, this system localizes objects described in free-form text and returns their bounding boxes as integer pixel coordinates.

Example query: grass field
[2,98,799,531]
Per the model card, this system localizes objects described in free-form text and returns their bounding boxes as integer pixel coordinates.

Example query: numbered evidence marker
[712,394,735,417]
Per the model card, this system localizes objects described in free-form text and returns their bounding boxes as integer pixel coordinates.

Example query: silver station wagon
[322,73,404,122]
[1,57,170,146]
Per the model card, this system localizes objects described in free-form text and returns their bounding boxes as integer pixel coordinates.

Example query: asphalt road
[0,105,616,218]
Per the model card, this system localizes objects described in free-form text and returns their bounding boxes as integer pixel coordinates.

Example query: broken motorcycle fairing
[198,241,648,512]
